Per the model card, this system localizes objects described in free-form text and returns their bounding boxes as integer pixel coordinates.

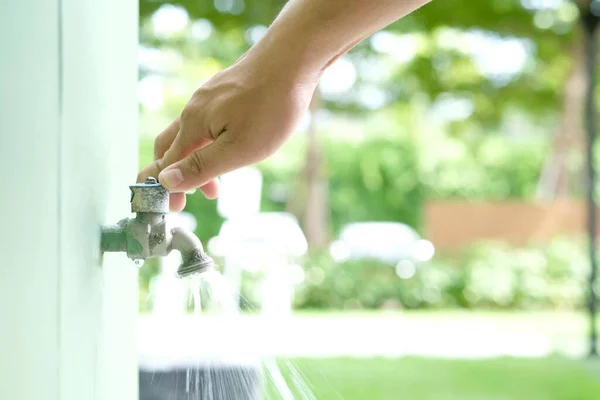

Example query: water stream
[173,269,316,400]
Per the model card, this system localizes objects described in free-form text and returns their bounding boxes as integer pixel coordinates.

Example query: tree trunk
[286,89,330,249]
[536,35,586,200]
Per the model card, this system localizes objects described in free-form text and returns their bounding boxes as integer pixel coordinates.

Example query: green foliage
[139,130,546,241]
[139,0,574,41]
[256,132,546,235]
[139,0,578,125]
[327,137,424,233]
[420,134,548,199]
[289,237,591,311]
[185,188,224,242]
[254,134,426,234]
[140,0,287,30]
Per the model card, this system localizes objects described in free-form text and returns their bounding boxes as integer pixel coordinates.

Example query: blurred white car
[208,212,308,272]
[207,212,308,315]
[329,222,434,279]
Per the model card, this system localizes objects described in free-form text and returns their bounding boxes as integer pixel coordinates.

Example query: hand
[137,49,319,212]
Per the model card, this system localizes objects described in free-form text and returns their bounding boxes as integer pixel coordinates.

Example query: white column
[0,1,139,399]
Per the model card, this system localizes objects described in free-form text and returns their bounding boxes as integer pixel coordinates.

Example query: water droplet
[133,259,144,268]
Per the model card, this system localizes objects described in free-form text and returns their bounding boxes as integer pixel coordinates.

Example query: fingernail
[159,169,184,190]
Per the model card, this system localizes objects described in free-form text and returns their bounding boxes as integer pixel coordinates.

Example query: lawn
[264,357,600,400]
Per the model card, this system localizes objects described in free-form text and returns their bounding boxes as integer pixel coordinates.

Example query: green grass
[264,357,600,400]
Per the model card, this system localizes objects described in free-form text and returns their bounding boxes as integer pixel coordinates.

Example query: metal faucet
[100,177,215,278]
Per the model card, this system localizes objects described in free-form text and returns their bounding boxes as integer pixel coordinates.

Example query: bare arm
[256,0,431,76]
[138,0,431,210]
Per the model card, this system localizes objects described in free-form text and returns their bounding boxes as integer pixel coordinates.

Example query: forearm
[248,0,431,80]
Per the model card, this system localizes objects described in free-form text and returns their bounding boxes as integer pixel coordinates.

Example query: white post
[0,1,139,400]
[217,167,263,309]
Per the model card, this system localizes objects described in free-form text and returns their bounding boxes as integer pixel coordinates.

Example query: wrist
[239,0,361,85]
[242,32,324,86]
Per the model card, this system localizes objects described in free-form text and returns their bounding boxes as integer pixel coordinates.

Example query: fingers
[158,135,238,192]
[154,118,180,161]
[161,131,213,171]
[137,118,181,183]
[137,118,188,211]
[169,193,187,212]
[199,178,220,200]
[168,180,217,211]
[139,105,226,201]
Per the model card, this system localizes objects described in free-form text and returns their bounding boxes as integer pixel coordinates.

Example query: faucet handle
[129,176,169,213]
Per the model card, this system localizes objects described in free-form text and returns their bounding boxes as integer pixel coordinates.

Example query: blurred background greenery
[137,0,595,313]
[137,0,600,398]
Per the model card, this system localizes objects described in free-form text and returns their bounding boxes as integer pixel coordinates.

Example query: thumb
[158,137,235,192]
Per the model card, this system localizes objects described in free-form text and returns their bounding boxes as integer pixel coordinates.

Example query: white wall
[0,1,139,399]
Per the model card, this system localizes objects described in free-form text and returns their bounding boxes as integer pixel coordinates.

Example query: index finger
[137,118,187,211]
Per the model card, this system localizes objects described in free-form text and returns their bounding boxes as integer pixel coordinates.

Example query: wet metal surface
[130,177,170,213]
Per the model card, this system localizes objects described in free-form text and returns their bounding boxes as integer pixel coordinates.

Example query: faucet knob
[129,176,169,213]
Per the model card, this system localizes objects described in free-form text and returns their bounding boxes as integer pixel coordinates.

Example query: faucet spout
[170,227,215,278]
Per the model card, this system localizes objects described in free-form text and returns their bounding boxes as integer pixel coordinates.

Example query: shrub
[288,237,591,311]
